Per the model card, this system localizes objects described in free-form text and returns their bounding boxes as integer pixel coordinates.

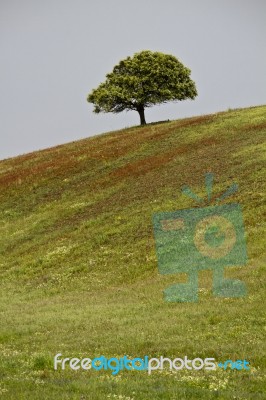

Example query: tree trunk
[137,105,146,125]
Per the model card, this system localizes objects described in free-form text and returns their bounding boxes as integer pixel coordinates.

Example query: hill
[0,106,265,399]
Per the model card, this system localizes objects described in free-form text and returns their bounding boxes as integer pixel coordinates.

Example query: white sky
[1,0,266,160]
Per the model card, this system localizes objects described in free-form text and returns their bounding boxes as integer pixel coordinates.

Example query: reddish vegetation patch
[171,114,216,129]
[109,137,218,180]
[0,114,216,189]
[241,122,266,132]
[73,115,215,161]
[78,129,168,161]
[0,158,79,187]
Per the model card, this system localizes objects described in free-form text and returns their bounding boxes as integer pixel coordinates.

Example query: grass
[0,105,265,399]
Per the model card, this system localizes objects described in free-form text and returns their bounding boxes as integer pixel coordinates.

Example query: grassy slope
[0,106,265,399]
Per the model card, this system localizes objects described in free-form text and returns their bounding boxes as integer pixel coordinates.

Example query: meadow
[0,105,265,399]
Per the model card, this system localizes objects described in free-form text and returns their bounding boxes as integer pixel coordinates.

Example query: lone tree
[87,50,197,126]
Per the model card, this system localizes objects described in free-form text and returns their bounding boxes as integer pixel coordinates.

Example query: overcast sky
[1,0,265,160]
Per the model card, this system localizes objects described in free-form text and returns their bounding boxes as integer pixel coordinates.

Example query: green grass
[0,105,265,399]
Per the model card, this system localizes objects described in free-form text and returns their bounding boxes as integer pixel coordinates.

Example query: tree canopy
[87,50,197,125]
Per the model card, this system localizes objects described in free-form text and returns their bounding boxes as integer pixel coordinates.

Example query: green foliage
[87,50,197,125]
